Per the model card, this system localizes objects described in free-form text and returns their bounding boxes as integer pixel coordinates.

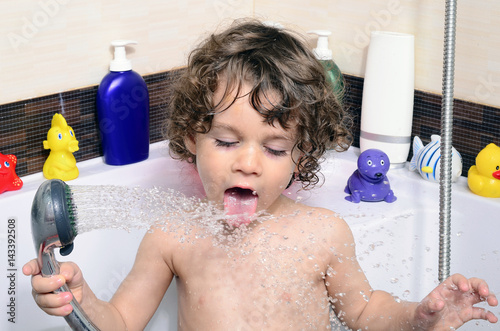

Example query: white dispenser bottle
[360,31,415,167]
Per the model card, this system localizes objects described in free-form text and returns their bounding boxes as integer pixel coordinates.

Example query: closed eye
[265,147,287,157]
[215,139,288,157]
[214,139,237,148]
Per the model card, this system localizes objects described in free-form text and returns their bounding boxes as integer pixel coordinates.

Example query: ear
[184,134,197,155]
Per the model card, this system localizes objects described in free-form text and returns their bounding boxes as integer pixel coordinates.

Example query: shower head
[31,179,77,273]
[30,179,99,331]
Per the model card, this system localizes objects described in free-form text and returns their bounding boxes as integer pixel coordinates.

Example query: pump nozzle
[308,30,332,61]
[110,40,137,72]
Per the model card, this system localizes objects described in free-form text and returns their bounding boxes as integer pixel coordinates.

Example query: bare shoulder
[282,200,354,244]
[136,227,172,263]
[135,225,186,271]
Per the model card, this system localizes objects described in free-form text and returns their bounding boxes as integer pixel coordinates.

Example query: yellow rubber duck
[43,113,79,181]
[468,143,500,198]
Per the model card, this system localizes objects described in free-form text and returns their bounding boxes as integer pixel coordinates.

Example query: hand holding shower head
[31,179,99,331]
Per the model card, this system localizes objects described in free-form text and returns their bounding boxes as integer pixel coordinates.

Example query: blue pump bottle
[96,40,149,165]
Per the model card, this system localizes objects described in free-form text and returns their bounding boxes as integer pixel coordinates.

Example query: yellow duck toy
[468,143,500,198]
[43,113,79,181]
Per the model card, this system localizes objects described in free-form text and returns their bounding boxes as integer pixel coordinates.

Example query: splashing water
[72,185,210,231]
[69,185,272,247]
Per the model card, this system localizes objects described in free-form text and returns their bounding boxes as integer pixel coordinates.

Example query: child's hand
[22,259,85,317]
[414,273,498,330]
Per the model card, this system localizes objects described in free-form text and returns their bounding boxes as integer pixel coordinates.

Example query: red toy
[0,153,23,194]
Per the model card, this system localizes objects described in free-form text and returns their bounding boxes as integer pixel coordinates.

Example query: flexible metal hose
[439,0,458,283]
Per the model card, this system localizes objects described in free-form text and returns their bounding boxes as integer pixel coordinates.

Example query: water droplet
[326,267,336,277]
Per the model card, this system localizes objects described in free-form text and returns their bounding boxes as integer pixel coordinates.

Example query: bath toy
[344,149,397,203]
[409,135,462,182]
[0,153,23,194]
[467,143,500,198]
[43,113,79,181]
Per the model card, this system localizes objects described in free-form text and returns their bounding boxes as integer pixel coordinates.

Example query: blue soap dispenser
[96,40,150,165]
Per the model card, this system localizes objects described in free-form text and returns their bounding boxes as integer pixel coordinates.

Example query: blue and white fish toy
[409,135,462,182]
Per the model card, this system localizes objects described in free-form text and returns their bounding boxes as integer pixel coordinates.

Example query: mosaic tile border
[0,71,498,179]
[344,76,500,176]
[0,70,181,178]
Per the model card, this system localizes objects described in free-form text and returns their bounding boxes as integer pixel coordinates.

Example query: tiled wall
[1,70,498,180]
[346,76,500,175]
[2,1,500,108]
[0,70,181,178]
[0,0,253,105]
[255,0,500,107]
[2,1,498,181]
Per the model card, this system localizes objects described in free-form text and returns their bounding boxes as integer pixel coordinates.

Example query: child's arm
[325,217,497,330]
[23,228,174,331]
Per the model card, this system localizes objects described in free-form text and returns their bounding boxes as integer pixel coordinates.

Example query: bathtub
[1,141,498,330]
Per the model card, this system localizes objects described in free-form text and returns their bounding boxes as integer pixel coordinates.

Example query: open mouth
[223,187,258,226]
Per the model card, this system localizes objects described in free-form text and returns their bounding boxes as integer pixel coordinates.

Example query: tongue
[224,188,258,226]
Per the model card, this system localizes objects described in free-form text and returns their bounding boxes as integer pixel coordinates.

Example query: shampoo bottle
[360,31,414,168]
[96,40,150,165]
[308,30,344,101]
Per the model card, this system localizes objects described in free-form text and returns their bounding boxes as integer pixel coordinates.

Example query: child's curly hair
[165,19,352,189]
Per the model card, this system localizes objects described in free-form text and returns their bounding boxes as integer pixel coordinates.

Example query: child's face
[185,83,301,224]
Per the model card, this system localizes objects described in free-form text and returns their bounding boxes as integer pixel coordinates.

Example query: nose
[231,144,263,176]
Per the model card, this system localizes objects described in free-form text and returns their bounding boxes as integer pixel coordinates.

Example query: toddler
[24,19,497,330]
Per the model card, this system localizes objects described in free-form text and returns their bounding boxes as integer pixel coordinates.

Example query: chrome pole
[439,0,458,283]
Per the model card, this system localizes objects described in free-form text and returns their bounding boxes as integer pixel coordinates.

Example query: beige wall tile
[0,0,253,104]
[1,0,499,108]
[255,0,500,107]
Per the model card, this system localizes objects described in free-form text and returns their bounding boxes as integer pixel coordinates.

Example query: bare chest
[172,226,333,329]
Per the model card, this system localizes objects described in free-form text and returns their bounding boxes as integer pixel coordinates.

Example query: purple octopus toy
[344,149,397,203]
